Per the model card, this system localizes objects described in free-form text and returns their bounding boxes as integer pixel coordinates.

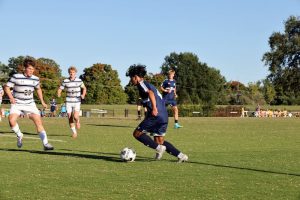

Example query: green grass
[0,117,299,200]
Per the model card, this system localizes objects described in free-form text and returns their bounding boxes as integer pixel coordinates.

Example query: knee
[133,130,142,138]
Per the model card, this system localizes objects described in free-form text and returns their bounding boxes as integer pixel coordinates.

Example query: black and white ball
[120,147,136,162]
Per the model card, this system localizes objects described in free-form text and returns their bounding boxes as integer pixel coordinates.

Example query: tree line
[0,16,299,106]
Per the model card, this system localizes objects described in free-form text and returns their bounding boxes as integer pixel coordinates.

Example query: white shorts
[10,103,40,116]
[66,102,81,113]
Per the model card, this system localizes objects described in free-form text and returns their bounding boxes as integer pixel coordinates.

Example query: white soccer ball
[120,147,136,162]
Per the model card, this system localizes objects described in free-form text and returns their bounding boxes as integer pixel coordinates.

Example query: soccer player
[57,66,86,138]
[3,58,54,150]
[50,97,57,117]
[136,97,147,120]
[126,64,188,162]
[0,85,4,121]
[161,69,183,129]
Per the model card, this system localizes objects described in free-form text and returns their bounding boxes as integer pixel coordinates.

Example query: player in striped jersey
[3,58,54,150]
[57,66,86,138]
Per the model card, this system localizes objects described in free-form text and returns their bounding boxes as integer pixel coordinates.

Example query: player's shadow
[0,148,153,163]
[86,124,132,128]
[187,160,300,177]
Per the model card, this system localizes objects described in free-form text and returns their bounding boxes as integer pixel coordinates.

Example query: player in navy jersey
[161,69,183,129]
[3,58,54,150]
[126,64,188,162]
[57,66,86,138]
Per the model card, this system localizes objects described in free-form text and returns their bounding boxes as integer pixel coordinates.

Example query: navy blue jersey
[161,79,176,100]
[137,80,168,122]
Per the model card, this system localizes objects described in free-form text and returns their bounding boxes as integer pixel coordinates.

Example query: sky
[0,0,299,87]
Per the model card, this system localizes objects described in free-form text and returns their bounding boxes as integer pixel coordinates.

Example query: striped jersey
[59,77,84,103]
[6,73,40,104]
[0,86,3,100]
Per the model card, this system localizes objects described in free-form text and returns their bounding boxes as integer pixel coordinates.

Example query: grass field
[0,116,299,200]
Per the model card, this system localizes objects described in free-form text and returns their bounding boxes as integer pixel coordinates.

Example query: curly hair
[23,57,36,68]
[126,64,147,78]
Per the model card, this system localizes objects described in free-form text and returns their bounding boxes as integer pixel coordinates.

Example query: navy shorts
[136,115,168,136]
[165,99,177,107]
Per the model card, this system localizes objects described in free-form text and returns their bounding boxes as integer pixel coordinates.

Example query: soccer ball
[120,147,136,162]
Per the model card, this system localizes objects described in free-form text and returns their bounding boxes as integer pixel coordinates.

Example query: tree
[80,63,127,104]
[0,61,10,84]
[262,16,300,104]
[7,56,62,103]
[161,52,226,106]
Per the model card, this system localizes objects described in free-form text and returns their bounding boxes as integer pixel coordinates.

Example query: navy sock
[163,141,180,157]
[175,120,178,123]
[136,133,158,149]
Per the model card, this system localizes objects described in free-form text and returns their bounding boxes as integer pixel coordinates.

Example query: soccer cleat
[17,135,23,148]
[43,143,54,151]
[178,153,188,163]
[174,123,183,129]
[155,145,166,160]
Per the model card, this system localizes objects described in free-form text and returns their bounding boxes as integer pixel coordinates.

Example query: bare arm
[4,85,15,104]
[36,86,47,109]
[57,88,62,97]
[81,85,87,99]
[148,90,158,116]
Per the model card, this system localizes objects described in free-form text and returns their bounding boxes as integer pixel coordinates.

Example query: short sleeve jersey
[59,77,84,103]
[161,79,176,100]
[137,80,167,121]
[6,73,40,104]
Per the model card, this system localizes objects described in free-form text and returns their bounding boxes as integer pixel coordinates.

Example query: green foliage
[80,63,127,104]
[262,16,300,104]
[162,52,226,106]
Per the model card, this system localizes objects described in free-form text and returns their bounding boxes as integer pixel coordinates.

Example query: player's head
[68,66,77,79]
[23,57,36,77]
[168,69,175,79]
[126,64,147,85]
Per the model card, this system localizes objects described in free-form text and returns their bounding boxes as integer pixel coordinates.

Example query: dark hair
[23,57,36,68]
[126,64,147,78]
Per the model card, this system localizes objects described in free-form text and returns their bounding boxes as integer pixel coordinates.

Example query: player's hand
[152,107,158,116]
[9,98,16,104]
[42,102,48,109]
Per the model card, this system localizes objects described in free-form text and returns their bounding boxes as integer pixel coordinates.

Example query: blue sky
[0,0,299,86]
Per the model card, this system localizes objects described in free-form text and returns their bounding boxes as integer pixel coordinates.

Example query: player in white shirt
[3,58,54,150]
[0,86,4,121]
[57,66,86,138]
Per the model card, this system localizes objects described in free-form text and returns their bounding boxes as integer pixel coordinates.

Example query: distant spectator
[50,98,57,117]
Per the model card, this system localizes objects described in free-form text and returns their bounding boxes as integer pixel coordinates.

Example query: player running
[126,64,188,162]
[4,57,54,150]
[57,66,86,138]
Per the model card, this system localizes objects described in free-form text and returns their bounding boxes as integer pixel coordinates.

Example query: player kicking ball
[126,64,188,163]
[57,66,86,138]
[4,57,54,150]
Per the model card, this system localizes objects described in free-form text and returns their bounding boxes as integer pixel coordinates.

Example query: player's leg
[66,103,77,138]
[172,104,183,128]
[73,103,81,130]
[8,105,23,148]
[28,109,54,150]
[136,105,142,120]
[133,118,166,157]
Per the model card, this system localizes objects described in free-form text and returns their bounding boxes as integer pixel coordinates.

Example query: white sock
[39,131,49,145]
[177,152,184,158]
[12,124,23,138]
[71,126,77,134]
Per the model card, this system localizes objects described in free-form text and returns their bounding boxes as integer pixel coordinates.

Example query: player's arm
[36,86,47,109]
[148,89,158,116]
[174,86,177,98]
[57,88,62,98]
[81,84,87,99]
[4,85,15,104]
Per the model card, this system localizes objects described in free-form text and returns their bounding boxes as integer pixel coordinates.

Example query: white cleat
[178,153,188,163]
[17,135,23,148]
[155,145,166,160]
[43,143,54,151]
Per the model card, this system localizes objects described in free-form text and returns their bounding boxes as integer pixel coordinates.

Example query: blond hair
[68,66,77,73]
[168,69,175,75]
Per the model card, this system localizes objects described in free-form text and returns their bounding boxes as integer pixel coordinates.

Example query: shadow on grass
[86,124,133,128]
[188,161,300,177]
[0,148,153,163]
